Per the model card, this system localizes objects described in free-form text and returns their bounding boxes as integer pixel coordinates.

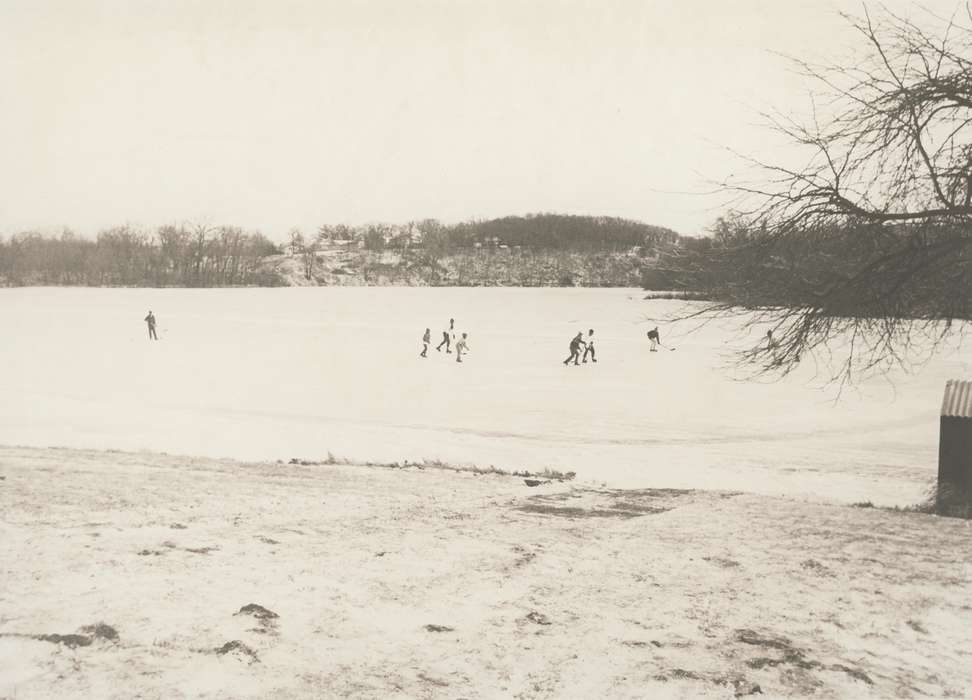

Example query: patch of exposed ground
[515,486,727,519]
[0,623,119,650]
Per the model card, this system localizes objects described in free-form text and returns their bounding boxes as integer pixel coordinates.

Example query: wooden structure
[939,379,972,509]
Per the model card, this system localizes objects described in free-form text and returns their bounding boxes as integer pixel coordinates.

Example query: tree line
[0,225,283,286]
[0,214,682,287]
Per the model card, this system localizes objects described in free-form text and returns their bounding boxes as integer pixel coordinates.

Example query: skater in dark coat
[563,332,586,366]
[647,326,660,352]
[436,318,455,353]
[420,328,431,357]
[144,311,158,340]
[582,329,596,363]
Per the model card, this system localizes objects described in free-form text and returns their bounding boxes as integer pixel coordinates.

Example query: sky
[0,0,952,240]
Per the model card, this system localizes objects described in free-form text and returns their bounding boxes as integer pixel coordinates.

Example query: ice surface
[1,287,967,505]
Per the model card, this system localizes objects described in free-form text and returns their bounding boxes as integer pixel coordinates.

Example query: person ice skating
[144,311,158,340]
[437,318,455,353]
[563,331,586,366]
[420,328,431,357]
[455,333,469,363]
[647,326,660,352]
[582,329,596,363]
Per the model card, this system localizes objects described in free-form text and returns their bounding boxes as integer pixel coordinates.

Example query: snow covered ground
[1,287,968,506]
[1,447,970,699]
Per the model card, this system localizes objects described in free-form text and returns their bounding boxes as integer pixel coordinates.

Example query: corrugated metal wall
[941,379,972,419]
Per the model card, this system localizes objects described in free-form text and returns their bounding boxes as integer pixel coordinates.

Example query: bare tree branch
[657,6,972,384]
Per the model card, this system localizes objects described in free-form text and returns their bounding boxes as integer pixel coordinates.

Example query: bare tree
[666,4,972,384]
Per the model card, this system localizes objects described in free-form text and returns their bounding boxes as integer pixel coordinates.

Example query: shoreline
[2,445,970,698]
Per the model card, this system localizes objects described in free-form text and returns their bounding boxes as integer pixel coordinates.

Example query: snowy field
[2,446,971,699]
[1,287,968,506]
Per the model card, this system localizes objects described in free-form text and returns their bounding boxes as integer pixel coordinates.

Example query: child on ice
[582,329,596,363]
[455,333,469,363]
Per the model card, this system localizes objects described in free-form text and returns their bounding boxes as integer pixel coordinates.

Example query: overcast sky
[0,0,948,239]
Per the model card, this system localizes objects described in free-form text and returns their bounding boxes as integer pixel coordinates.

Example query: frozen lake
[1,287,967,505]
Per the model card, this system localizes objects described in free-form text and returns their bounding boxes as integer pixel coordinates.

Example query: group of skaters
[421,318,470,362]
[562,326,662,365]
[563,330,597,365]
[415,319,667,366]
[144,308,667,363]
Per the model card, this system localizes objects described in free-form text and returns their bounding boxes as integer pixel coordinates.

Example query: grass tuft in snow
[850,481,972,520]
[289,454,576,482]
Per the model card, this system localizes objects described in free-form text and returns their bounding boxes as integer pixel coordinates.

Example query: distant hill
[283,213,686,287]
[442,214,682,251]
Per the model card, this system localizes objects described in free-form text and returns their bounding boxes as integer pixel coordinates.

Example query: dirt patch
[611,501,677,514]
[184,546,219,555]
[618,488,696,499]
[80,623,119,641]
[735,629,871,685]
[655,669,762,697]
[729,678,764,697]
[621,639,663,648]
[256,536,280,545]
[0,632,90,648]
[214,640,259,663]
[656,668,703,682]
[736,629,793,652]
[525,611,551,625]
[141,542,217,556]
[512,545,537,567]
[424,624,455,633]
[906,619,928,634]
[515,487,701,519]
[417,671,450,687]
[236,604,279,620]
[34,633,93,648]
[703,556,741,569]
[236,603,279,634]
[800,559,834,577]
[1,623,118,649]
[516,504,645,519]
